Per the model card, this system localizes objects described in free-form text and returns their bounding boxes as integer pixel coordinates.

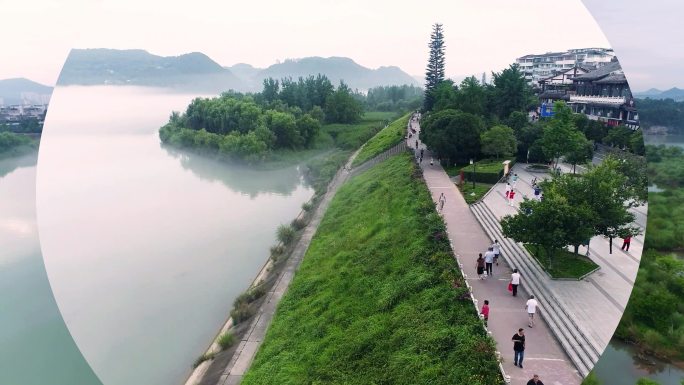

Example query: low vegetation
[352,113,410,167]
[457,182,494,204]
[242,154,501,385]
[525,245,599,279]
[0,132,37,158]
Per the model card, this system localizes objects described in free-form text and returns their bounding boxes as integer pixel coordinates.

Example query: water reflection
[0,150,37,179]
[162,144,308,197]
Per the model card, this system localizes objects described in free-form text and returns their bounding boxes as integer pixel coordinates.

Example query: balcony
[569,95,626,106]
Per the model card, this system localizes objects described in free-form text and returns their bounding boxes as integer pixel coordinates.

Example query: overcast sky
[1,0,612,86]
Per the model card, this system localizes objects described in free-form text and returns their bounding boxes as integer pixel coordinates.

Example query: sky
[1,0,614,87]
[582,0,684,91]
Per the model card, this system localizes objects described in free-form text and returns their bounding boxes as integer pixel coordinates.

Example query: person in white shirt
[492,240,501,266]
[526,295,538,327]
[484,247,495,277]
[510,269,521,297]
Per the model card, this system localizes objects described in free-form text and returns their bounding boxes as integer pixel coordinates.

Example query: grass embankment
[351,113,410,167]
[524,244,599,279]
[256,111,397,170]
[458,182,494,204]
[242,154,502,385]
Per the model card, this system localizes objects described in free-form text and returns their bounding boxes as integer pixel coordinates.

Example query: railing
[570,95,626,105]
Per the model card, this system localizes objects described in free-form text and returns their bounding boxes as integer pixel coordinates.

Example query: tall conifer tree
[424,23,446,111]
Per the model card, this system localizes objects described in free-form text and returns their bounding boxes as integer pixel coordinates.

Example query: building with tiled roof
[516,47,615,84]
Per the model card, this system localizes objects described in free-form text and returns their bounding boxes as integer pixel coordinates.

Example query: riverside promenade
[410,118,582,385]
[479,161,644,351]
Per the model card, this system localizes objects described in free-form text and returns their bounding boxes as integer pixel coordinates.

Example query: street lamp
[470,159,475,189]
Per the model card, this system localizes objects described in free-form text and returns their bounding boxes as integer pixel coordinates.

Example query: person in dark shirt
[512,328,525,368]
[527,374,544,385]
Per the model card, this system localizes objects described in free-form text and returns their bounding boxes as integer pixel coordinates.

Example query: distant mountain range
[56,49,420,93]
[0,78,52,105]
[634,87,684,101]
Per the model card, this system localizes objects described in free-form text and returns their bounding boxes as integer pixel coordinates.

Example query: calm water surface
[0,152,102,385]
[35,86,314,385]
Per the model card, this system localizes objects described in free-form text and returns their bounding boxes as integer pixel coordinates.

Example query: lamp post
[470,159,475,189]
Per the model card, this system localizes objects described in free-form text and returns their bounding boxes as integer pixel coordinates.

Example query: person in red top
[480,300,490,326]
[621,235,632,251]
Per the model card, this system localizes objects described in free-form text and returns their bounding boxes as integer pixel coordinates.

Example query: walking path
[215,151,361,385]
[482,162,644,347]
[409,117,582,385]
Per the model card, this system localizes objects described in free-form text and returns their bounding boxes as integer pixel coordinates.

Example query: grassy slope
[242,154,501,385]
[352,113,410,167]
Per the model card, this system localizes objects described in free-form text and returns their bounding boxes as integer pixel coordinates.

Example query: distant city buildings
[0,104,48,129]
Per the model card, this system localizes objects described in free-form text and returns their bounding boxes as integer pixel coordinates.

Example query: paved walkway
[410,118,582,385]
[483,162,644,349]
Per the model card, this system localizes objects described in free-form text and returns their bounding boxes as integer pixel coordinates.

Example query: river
[0,151,103,385]
[34,86,314,385]
[592,133,684,384]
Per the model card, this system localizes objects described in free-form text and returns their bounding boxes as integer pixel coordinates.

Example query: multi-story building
[568,60,639,129]
[516,47,615,85]
[536,59,639,130]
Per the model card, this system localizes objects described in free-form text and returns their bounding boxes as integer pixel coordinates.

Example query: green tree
[603,125,633,148]
[506,111,528,133]
[501,195,592,268]
[421,109,483,165]
[491,64,532,119]
[261,77,280,104]
[541,101,586,168]
[424,23,446,111]
[324,81,363,123]
[296,114,321,147]
[630,129,646,155]
[267,110,302,148]
[481,125,517,159]
[454,76,486,116]
[431,80,458,112]
[565,136,593,174]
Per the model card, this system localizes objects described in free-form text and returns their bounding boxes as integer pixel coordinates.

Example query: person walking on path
[511,269,521,297]
[621,235,632,251]
[526,295,538,328]
[476,253,486,280]
[505,183,512,200]
[512,328,526,368]
[512,173,519,188]
[508,189,516,207]
[533,185,542,201]
[492,240,501,266]
[527,374,544,385]
[430,157,434,166]
[480,300,490,327]
[484,247,495,277]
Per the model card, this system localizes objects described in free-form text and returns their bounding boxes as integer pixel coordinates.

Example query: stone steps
[469,201,602,377]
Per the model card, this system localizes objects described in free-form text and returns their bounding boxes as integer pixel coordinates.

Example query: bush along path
[240,153,502,385]
[410,117,584,385]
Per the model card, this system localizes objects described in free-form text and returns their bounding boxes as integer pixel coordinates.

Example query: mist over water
[0,152,103,385]
[35,86,314,385]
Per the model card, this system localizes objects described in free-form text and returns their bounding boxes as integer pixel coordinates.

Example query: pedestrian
[492,240,501,266]
[419,155,423,163]
[508,189,516,206]
[512,173,519,188]
[420,149,424,157]
[621,235,632,251]
[439,199,445,211]
[505,183,512,199]
[415,140,418,148]
[533,185,542,201]
[484,247,495,277]
[476,253,486,280]
[430,157,434,166]
[527,374,544,385]
[512,328,525,368]
[531,176,538,186]
[526,295,538,328]
[481,300,490,327]
[511,269,520,297]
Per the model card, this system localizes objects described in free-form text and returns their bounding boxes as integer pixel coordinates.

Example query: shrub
[291,217,307,230]
[276,224,296,245]
[192,352,215,368]
[218,332,236,350]
[301,202,313,211]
